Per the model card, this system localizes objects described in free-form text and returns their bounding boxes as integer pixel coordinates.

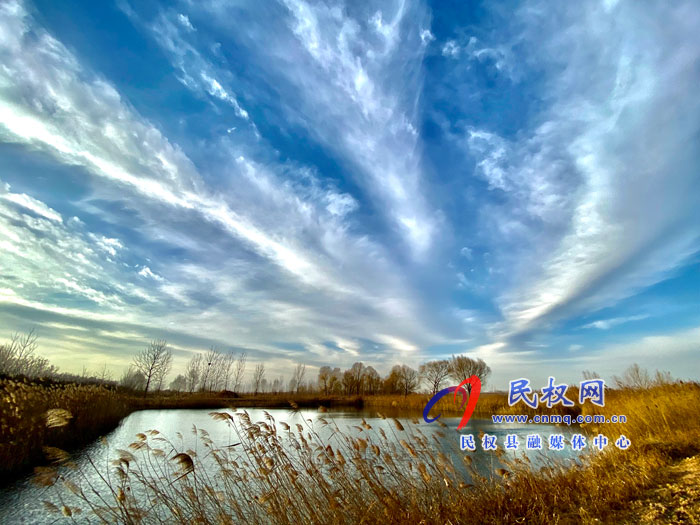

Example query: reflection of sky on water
[0,408,583,523]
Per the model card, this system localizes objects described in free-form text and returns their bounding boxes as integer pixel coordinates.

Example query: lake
[0,407,579,523]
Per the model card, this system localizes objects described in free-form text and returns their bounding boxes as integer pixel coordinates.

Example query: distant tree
[653,370,674,386]
[348,362,365,395]
[97,363,113,383]
[449,355,491,391]
[0,330,56,378]
[420,359,451,395]
[382,367,402,394]
[328,367,342,394]
[221,352,235,390]
[342,369,355,395]
[120,366,146,391]
[169,374,187,391]
[394,364,420,397]
[232,352,247,394]
[291,363,306,394]
[318,366,333,394]
[252,363,265,396]
[362,366,381,395]
[133,339,172,395]
[185,354,203,392]
[613,363,652,390]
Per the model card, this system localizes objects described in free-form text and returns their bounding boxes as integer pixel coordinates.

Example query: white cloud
[462,0,700,338]
[177,13,194,31]
[1,190,63,223]
[0,0,447,376]
[275,0,437,255]
[138,266,163,281]
[582,314,650,330]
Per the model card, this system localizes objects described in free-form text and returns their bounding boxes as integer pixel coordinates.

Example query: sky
[0,0,698,390]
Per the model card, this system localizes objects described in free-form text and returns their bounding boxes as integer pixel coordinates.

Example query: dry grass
[0,377,132,477]
[0,380,359,479]
[31,381,700,523]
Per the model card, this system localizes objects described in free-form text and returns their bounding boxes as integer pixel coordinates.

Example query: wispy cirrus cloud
[0,0,698,387]
[451,0,700,343]
[0,0,446,378]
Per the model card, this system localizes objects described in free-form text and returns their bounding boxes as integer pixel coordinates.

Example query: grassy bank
[0,378,363,479]
[0,378,132,479]
[30,380,700,523]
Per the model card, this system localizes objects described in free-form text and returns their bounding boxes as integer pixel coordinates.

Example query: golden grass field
[2,378,700,523]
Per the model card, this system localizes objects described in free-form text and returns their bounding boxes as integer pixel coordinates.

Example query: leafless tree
[200,346,220,391]
[291,363,306,394]
[97,363,112,383]
[394,364,420,396]
[318,366,333,394]
[0,330,55,378]
[185,354,203,392]
[120,366,146,391]
[362,366,382,395]
[449,355,491,390]
[169,374,187,391]
[221,352,235,390]
[348,362,365,395]
[232,352,247,394]
[613,363,652,390]
[420,359,451,395]
[328,367,342,394]
[252,363,265,396]
[653,370,674,386]
[133,339,172,395]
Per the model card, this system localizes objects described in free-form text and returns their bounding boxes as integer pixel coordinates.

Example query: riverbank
[0,377,365,481]
[0,376,575,481]
[30,380,700,524]
[3,377,700,523]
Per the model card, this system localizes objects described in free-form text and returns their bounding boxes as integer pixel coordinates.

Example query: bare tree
[199,346,220,391]
[653,370,674,386]
[133,339,172,395]
[395,364,420,396]
[348,362,365,395]
[97,363,112,383]
[613,363,652,390]
[232,352,247,394]
[362,366,381,395]
[449,355,491,390]
[0,330,55,378]
[291,363,306,394]
[252,363,265,396]
[185,354,203,392]
[222,352,235,390]
[120,366,146,391]
[328,367,342,394]
[318,366,333,394]
[420,359,451,395]
[169,374,187,391]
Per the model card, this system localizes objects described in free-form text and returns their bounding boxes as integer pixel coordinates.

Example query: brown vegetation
[27,379,700,523]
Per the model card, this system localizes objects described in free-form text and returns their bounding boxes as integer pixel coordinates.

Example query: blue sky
[0,0,698,389]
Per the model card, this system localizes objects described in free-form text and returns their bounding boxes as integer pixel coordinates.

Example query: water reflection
[0,407,578,524]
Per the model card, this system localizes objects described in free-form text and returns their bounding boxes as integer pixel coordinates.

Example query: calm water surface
[0,407,578,523]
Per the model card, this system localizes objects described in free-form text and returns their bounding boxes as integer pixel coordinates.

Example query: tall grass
[0,379,359,479]
[0,377,131,477]
[36,381,700,523]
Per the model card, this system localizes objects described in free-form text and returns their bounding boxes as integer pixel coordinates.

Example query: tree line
[121,339,493,397]
[1,332,494,396]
